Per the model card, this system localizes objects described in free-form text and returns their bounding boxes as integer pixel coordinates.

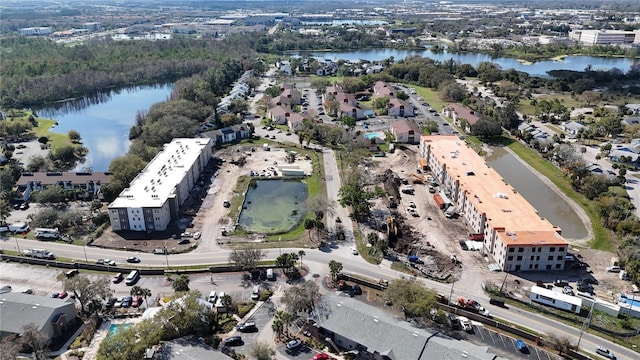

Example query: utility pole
[577,298,596,349]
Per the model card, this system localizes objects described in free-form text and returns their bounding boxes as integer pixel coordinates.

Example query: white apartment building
[18,27,52,36]
[108,138,212,232]
[420,135,568,272]
[569,29,637,45]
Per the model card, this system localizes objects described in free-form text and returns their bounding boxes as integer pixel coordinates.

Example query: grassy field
[506,140,613,250]
[413,87,447,111]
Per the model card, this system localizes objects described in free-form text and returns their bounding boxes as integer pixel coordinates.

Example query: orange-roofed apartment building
[420,135,568,272]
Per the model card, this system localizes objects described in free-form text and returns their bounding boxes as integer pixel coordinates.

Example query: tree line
[0,34,263,108]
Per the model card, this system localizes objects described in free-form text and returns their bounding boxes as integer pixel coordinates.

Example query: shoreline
[501,146,594,246]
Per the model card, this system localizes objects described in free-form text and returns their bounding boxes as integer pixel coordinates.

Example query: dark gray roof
[154,337,232,360]
[16,171,112,186]
[0,293,76,335]
[315,294,501,360]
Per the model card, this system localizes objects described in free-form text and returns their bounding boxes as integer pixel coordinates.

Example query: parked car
[237,322,257,332]
[58,291,68,299]
[563,286,575,296]
[131,295,143,308]
[351,247,359,255]
[180,232,192,238]
[178,238,190,245]
[19,203,29,210]
[554,279,569,287]
[104,297,117,309]
[458,316,472,332]
[606,265,621,273]
[122,296,133,308]
[515,339,529,353]
[112,273,124,284]
[223,336,243,346]
[312,354,331,360]
[286,339,302,350]
[193,232,201,240]
[49,292,60,298]
[126,256,141,263]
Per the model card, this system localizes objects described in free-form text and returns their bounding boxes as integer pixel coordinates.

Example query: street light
[82,245,88,263]
[577,298,596,349]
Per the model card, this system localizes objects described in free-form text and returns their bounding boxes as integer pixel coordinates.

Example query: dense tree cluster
[0,35,263,108]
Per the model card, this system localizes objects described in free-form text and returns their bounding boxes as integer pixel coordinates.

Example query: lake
[36,84,173,171]
[486,147,588,240]
[292,48,637,77]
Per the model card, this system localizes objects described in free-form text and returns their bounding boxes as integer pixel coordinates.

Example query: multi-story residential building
[108,138,212,232]
[15,171,111,202]
[420,135,568,272]
[569,29,637,45]
[442,103,481,133]
[390,119,420,143]
[18,27,52,36]
[373,81,414,117]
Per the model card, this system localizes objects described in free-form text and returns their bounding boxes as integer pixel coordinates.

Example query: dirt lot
[93,141,313,252]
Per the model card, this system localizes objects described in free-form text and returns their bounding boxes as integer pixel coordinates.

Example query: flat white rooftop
[109,138,210,209]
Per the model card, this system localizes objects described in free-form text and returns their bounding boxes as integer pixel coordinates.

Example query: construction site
[358,144,492,283]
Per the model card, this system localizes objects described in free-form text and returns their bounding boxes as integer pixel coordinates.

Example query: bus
[125,270,139,286]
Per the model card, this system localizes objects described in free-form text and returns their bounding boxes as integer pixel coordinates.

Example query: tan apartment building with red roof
[420,135,568,272]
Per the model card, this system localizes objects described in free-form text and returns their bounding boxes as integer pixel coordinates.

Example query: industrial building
[18,27,52,36]
[569,29,638,45]
[420,135,568,272]
[108,138,212,232]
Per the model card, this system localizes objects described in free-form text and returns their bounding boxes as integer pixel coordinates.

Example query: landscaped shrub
[237,302,255,318]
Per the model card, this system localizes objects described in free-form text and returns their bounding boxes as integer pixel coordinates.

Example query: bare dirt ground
[93,141,313,253]
[361,144,474,281]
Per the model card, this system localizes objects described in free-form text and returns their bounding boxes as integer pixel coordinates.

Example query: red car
[58,291,68,299]
[112,273,123,284]
[131,295,143,308]
[312,354,331,360]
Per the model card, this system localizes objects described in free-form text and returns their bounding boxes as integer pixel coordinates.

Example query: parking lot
[221,298,276,353]
[468,323,555,360]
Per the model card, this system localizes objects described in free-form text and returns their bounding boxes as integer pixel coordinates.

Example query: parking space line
[487,330,497,345]
[501,334,509,349]
[477,327,486,341]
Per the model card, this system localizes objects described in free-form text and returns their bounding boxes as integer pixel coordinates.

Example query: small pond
[238,179,308,234]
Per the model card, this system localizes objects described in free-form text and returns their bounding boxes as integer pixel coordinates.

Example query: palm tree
[274,311,295,337]
[271,318,284,340]
[328,260,343,286]
[130,286,152,308]
[298,250,306,269]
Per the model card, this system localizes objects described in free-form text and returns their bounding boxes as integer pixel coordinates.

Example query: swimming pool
[107,323,132,337]
[364,132,385,140]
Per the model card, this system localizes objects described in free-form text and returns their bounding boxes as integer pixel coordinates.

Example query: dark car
[352,284,362,295]
[104,297,117,309]
[237,322,257,332]
[126,256,141,263]
[19,203,29,210]
[223,336,243,346]
[122,296,133,308]
[12,203,20,210]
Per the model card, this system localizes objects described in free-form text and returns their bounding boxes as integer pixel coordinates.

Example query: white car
[286,339,302,350]
[351,247,359,255]
[193,232,201,240]
[458,316,473,332]
[408,201,416,208]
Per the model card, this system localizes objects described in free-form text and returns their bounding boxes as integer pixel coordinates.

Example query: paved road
[2,236,637,359]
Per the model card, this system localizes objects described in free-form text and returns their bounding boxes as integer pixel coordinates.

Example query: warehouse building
[108,138,212,232]
[569,29,638,45]
[420,135,568,272]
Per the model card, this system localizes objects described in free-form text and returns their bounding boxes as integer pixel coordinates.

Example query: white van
[125,270,140,286]
[208,291,218,303]
[266,268,274,281]
[35,228,60,239]
[8,222,29,233]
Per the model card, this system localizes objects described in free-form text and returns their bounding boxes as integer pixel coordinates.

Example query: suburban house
[216,70,252,115]
[147,338,233,360]
[325,84,345,98]
[561,121,587,138]
[373,81,414,117]
[16,171,111,202]
[0,292,79,346]
[200,124,251,147]
[267,105,292,125]
[388,98,414,117]
[608,139,640,164]
[335,92,358,107]
[338,102,364,120]
[316,60,338,76]
[287,113,306,132]
[314,294,505,360]
[277,60,292,75]
[390,119,420,143]
[373,81,396,98]
[442,103,481,132]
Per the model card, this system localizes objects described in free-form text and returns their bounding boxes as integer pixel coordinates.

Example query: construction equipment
[410,173,425,184]
[386,217,398,239]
